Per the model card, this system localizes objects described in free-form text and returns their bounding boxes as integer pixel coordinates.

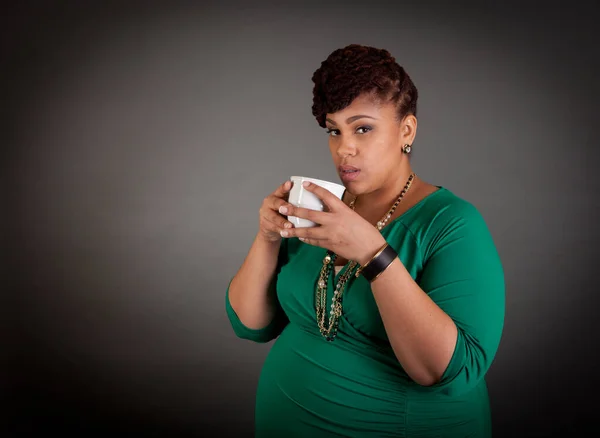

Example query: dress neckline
[377,185,445,233]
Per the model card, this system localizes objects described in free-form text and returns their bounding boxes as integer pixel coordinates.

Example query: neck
[353,163,418,223]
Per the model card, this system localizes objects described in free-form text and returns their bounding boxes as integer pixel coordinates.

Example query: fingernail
[302,181,310,188]
[284,222,292,229]
[279,206,287,214]
[280,230,289,237]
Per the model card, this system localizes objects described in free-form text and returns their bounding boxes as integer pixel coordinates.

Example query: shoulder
[425,188,487,229]
[403,187,497,261]
[404,186,487,230]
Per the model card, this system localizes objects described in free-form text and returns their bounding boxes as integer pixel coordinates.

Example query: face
[324,92,416,196]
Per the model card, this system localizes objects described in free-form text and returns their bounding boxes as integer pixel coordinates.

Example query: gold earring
[402,144,412,154]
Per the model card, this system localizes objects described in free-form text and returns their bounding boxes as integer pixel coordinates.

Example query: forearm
[345,205,505,394]
[366,253,458,386]
[228,233,282,330]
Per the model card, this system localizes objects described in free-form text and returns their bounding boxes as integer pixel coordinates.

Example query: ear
[400,114,417,144]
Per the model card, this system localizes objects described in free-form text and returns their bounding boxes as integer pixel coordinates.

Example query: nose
[336,138,357,158]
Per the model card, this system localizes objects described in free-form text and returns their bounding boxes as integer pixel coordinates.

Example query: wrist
[355,239,398,283]
[356,234,388,266]
[255,232,282,248]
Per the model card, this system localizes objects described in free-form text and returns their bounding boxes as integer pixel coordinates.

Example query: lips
[339,164,360,173]
[339,164,361,182]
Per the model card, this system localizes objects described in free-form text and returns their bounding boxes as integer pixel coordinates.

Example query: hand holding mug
[257,180,296,243]
[279,181,386,264]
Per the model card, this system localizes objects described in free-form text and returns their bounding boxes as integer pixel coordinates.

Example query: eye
[325,128,339,136]
[356,126,372,134]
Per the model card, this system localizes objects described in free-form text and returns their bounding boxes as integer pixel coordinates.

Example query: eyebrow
[325,114,378,125]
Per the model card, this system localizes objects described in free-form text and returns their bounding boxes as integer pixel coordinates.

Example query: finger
[273,180,292,198]
[262,199,294,222]
[279,204,328,225]
[267,181,295,210]
[263,210,294,230]
[301,181,344,212]
[261,218,290,236]
[269,195,295,213]
[280,224,328,240]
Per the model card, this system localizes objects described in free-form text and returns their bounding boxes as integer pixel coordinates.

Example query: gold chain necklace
[315,172,416,341]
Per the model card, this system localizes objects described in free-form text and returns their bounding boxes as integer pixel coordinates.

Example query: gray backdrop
[5,1,599,437]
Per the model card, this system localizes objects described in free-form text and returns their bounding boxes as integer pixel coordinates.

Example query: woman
[226,44,505,437]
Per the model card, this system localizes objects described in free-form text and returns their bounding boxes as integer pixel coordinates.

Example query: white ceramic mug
[287,176,346,228]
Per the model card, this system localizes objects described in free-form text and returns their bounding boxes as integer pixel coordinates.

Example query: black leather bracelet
[359,244,398,283]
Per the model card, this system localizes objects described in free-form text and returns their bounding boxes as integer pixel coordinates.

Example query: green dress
[226,187,505,437]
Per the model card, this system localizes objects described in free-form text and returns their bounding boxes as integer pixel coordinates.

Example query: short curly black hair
[311,44,418,128]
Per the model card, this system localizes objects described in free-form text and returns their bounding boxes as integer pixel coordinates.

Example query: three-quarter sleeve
[415,201,505,396]
[225,238,289,343]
